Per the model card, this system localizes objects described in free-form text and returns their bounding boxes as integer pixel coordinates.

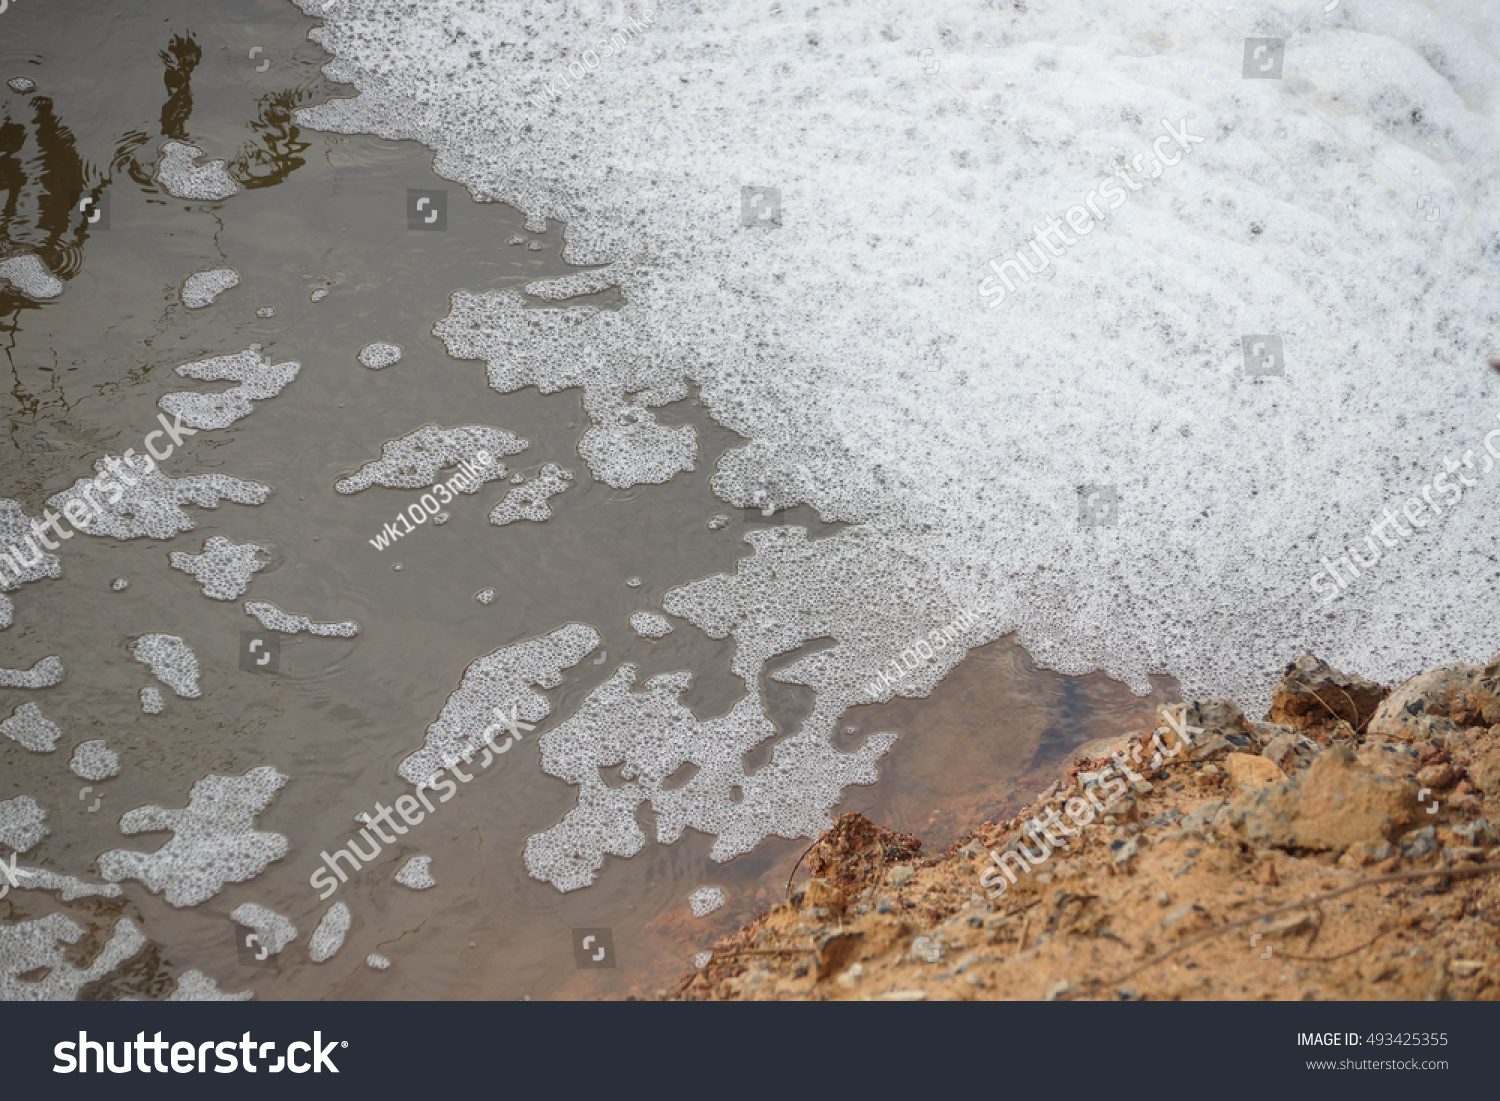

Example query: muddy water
[1,0,1177,1001]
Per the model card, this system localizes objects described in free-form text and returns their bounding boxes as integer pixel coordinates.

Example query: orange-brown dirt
[664,654,1500,1001]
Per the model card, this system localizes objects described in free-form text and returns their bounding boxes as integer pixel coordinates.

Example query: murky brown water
[1,0,1177,1001]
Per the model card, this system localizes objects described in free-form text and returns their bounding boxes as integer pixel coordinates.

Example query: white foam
[0,795,47,852]
[49,456,270,541]
[296,0,1500,882]
[170,537,269,600]
[0,254,64,299]
[0,655,63,689]
[170,970,252,1001]
[243,600,359,638]
[159,346,300,429]
[0,499,63,590]
[0,917,145,1001]
[394,855,435,890]
[229,903,298,955]
[396,622,599,786]
[155,140,238,201]
[488,463,574,525]
[130,634,201,698]
[688,886,725,917]
[366,953,391,970]
[0,594,10,630]
[70,739,121,780]
[98,767,289,907]
[335,424,525,494]
[140,686,165,714]
[309,901,351,963]
[1,702,61,752]
[357,341,403,369]
[180,268,240,309]
[475,588,496,605]
[6,77,37,94]
[629,611,672,640]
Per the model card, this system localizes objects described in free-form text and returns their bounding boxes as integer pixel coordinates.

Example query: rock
[1367,656,1500,743]
[1225,746,1420,853]
[1223,753,1287,792]
[1340,840,1395,868]
[1109,838,1139,866]
[800,877,845,914]
[1269,655,1388,731]
[1260,727,1318,772]
[1449,960,1484,978]
[805,813,921,896]
[1158,903,1212,938]
[1180,799,1226,833]
[1356,738,1423,780]
[1449,819,1496,846]
[1163,699,1252,759]
[1416,762,1455,789]
[1399,825,1438,858]
[891,865,915,888]
[1469,745,1500,795]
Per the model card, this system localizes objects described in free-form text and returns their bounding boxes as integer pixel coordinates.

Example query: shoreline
[667,653,1500,1001]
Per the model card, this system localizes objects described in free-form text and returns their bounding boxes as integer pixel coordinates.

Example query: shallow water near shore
[0,0,1184,1001]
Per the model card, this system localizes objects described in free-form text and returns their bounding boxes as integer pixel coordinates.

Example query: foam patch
[394,855,435,890]
[0,916,145,1001]
[396,623,599,786]
[0,499,63,590]
[170,536,269,600]
[488,463,574,525]
[0,253,63,299]
[169,970,252,1001]
[229,903,298,955]
[140,687,164,714]
[6,865,124,901]
[155,140,238,201]
[159,347,301,430]
[308,901,351,963]
[357,341,402,369]
[293,0,1500,732]
[335,425,525,494]
[0,795,48,851]
[366,953,390,970]
[98,767,289,907]
[1,702,61,752]
[180,268,240,309]
[243,600,359,638]
[0,593,11,630]
[130,634,201,698]
[0,655,63,688]
[629,612,672,640]
[689,886,725,917]
[70,739,121,780]
[49,456,270,541]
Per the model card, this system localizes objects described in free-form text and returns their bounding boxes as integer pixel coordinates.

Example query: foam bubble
[6,77,37,94]
[688,886,725,917]
[396,622,599,786]
[229,903,298,955]
[488,463,574,525]
[366,953,391,970]
[169,970,252,1001]
[1,702,61,752]
[140,686,165,714]
[70,739,121,781]
[98,767,289,907]
[130,634,201,698]
[243,600,359,638]
[111,577,129,592]
[357,341,403,369]
[0,499,63,590]
[0,795,47,852]
[309,901,351,963]
[159,346,300,429]
[49,457,270,541]
[335,424,525,494]
[0,917,145,1002]
[629,611,672,640]
[394,855,435,890]
[0,254,64,299]
[180,268,240,309]
[170,536,269,600]
[155,140,238,201]
[475,588,496,605]
[0,655,63,689]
